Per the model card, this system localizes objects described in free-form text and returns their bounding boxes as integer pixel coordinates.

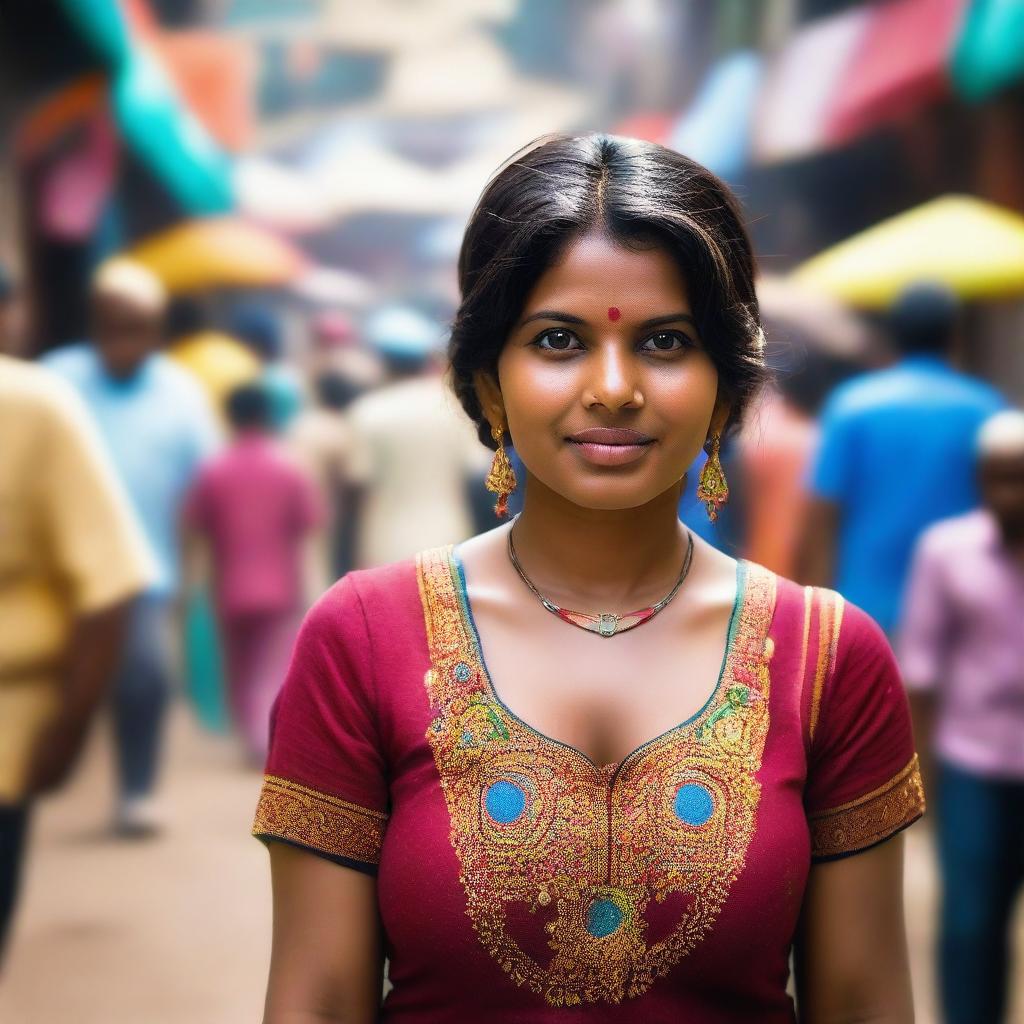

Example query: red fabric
[825,0,966,146]
[257,552,923,1021]
[184,434,323,616]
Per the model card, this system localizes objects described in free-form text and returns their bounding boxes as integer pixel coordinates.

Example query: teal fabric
[951,0,1024,102]
[58,0,233,213]
[184,591,230,733]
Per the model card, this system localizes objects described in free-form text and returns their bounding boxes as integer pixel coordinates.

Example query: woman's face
[477,230,728,512]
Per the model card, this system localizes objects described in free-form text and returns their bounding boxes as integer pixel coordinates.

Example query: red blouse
[253,544,925,1022]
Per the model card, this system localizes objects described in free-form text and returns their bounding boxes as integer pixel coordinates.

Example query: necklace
[506,518,694,638]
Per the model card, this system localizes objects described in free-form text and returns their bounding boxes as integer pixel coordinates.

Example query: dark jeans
[936,759,1024,1024]
[0,803,30,969]
[111,595,173,801]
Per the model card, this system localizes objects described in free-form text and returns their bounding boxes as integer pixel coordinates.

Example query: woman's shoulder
[304,545,454,638]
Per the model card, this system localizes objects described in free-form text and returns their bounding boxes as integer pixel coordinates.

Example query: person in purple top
[183,383,325,764]
[898,408,1024,1024]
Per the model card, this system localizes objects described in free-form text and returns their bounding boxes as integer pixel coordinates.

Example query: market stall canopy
[952,0,1024,101]
[791,195,1024,308]
[754,0,970,163]
[669,50,761,182]
[825,0,965,147]
[58,0,233,214]
[129,217,306,293]
[753,5,871,163]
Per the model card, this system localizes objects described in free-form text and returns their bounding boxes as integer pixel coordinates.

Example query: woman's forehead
[528,232,691,309]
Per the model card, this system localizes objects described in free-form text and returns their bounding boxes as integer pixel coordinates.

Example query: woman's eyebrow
[517,309,698,330]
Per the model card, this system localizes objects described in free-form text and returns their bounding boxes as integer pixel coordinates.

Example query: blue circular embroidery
[674,783,714,826]
[485,780,526,824]
[453,661,472,682]
[586,898,623,938]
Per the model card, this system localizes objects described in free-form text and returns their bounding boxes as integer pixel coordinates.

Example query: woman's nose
[585,344,642,410]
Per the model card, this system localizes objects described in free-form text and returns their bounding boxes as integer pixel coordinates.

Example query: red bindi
[607,306,621,322]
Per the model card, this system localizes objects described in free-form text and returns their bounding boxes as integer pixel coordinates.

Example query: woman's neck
[508,475,690,608]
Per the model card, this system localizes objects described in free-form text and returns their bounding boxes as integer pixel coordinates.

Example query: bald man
[898,409,1024,1024]
[43,259,221,836]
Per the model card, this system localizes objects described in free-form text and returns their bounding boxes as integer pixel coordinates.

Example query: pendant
[598,613,619,637]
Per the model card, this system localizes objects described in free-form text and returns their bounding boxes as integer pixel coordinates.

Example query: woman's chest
[372,550,811,1011]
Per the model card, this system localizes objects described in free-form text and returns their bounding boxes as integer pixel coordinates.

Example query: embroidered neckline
[414,544,779,1006]
[447,543,751,779]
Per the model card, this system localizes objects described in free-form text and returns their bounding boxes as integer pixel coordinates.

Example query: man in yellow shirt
[0,355,153,964]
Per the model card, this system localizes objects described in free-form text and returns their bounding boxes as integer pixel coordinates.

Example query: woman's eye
[533,329,582,352]
[641,331,691,353]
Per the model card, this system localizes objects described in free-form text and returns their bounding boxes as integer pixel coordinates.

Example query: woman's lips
[566,436,655,466]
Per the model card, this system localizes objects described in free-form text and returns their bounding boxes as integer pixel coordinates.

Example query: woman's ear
[707,394,733,443]
[472,370,505,430]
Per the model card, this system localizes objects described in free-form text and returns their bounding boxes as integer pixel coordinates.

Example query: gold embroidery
[808,754,926,859]
[417,545,777,1006]
[252,774,387,865]
[809,588,844,742]
[798,586,813,696]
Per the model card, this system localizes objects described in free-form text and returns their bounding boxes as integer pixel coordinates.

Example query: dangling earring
[485,422,517,519]
[696,432,729,523]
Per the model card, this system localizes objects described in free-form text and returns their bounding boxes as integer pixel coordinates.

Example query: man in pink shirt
[898,408,1024,1024]
[184,383,325,763]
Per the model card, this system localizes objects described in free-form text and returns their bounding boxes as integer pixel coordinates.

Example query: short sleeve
[804,594,926,862]
[251,572,388,873]
[808,393,855,502]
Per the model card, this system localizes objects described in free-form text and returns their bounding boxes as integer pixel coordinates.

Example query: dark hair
[887,281,959,355]
[315,370,361,410]
[226,382,270,429]
[447,132,766,449]
[165,298,206,340]
[230,302,282,361]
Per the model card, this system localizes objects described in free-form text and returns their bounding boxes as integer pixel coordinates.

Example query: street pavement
[1,700,1021,1023]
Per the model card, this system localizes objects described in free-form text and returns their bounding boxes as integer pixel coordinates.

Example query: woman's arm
[793,834,914,1024]
[263,843,385,1024]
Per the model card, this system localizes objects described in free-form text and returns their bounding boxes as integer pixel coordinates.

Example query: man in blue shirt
[44,259,221,836]
[800,282,1006,635]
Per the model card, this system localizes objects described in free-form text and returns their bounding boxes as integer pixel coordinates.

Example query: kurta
[253,544,925,1021]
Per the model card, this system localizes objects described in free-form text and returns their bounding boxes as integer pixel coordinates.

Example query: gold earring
[696,432,729,523]
[485,422,517,518]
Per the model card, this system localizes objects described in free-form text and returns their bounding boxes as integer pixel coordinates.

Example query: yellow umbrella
[169,330,262,418]
[130,216,306,293]
[792,195,1024,308]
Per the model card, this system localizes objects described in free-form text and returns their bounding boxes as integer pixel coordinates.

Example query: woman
[253,133,925,1022]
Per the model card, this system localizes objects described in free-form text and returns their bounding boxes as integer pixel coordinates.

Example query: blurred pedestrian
[42,258,221,836]
[183,383,325,764]
[306,309,386,392]
[738,347,859,577]
[898,409,1024,1024]
[166,297,262,424]
[0,356,152,964]
[345,305,489,568]
[229,301,305,432]
[800,282,1006,634]
[288,370,364,579]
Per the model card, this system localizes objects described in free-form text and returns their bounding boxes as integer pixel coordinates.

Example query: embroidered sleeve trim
[808,754,925,860]
[251,774,387,866]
